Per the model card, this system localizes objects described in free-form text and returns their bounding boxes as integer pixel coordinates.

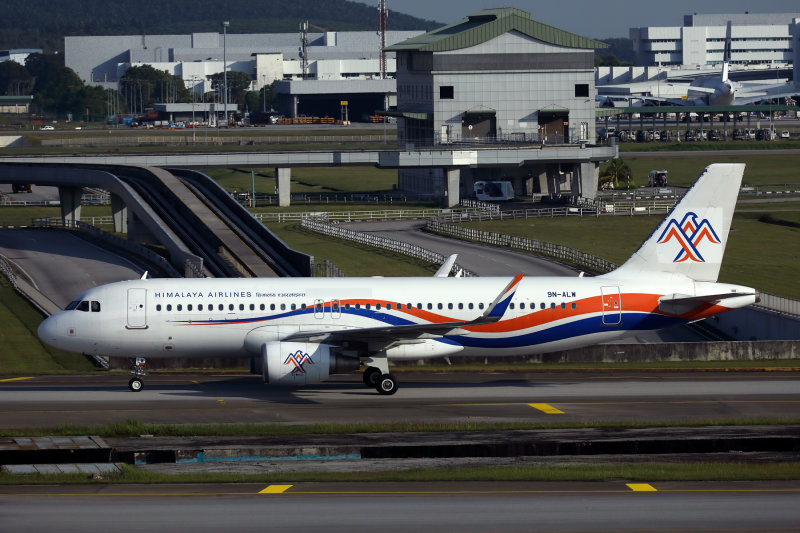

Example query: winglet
[478,274,523,323]
[434,254,458,277]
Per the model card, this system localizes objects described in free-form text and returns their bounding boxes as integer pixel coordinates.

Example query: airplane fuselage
[39,274,754,362]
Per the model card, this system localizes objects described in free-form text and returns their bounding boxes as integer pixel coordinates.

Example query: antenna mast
[300,20,309,80]
[378,0,387,78]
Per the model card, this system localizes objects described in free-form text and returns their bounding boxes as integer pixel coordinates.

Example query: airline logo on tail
[284,350,314,375]
[657,212,721,263]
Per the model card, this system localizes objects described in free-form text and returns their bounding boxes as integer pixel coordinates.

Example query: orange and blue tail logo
[284,350,314,375]
[657,212,721,263]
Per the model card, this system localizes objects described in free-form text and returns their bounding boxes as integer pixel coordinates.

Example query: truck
[647,170,668,188]
[474,181,514,201]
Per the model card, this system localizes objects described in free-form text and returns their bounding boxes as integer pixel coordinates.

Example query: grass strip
[2,462,799,485]
[2,417,798,439]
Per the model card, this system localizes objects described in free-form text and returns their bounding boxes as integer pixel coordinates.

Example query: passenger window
[198,304,203,311]
[270,304,275,311]
[510,303,515,310]
[166,304,172,312]
[427,303,432,310]
[458,303,463,310]
[376,303,382,310]
[479,303,485,309]
[77,301,89,312]
[406,303,412,310]
[91,301,100,312]
[540,303,546,310]
[561,303,566,309]
[291,304,297,310]
[280,304,286,310]
[551,303,556,309]
[229,304,234,311]
[239,304,245,311]
[448,303,453,310]
[177,304,182,311]
[417,303,422,309]
[259,304,264,311]
[250,304,255,311]
[218,304,224,311]
[469,303,474,310]
[366,304,371,310]
[571,302,577,309]
[437,303,443,310]
[344,304,350,310]
[301,303,307,310]
[520,303,525,310]
[355,304,361,309]
[156,304,162,311]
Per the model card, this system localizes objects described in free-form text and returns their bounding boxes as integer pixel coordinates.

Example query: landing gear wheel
[375,373,398,395]
[363,366,382,387]
[128,377,144,392]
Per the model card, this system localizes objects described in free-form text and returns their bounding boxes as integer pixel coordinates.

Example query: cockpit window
[91,301,101,312]
[65,300,80,311]
[76,301,90,312]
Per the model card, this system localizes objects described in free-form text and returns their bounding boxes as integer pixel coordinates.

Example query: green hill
[2,0,440,53]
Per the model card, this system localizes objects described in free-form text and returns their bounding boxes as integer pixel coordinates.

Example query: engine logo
[284,350,314,375]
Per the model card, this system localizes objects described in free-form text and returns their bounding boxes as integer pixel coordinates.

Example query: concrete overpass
[0,144,617,207]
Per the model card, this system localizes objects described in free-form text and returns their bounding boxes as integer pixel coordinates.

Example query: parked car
[779,130,790,139]
[39,125,54,131]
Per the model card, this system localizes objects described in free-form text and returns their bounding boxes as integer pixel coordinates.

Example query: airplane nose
[37,314,61,348]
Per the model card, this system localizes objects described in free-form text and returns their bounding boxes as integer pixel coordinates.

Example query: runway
[1,371,798,428]
[1,481,798,532]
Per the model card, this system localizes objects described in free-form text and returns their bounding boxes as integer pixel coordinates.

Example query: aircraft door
[600,286,621,326]
[127,288,148,329]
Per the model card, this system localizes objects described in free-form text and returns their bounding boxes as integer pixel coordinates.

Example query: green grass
[461,210,800,299]
[619,139,800,153]
[3,417,798,439]
[0,275,98,374]
[265,222,435,276]
[613,153,800,188]
[202,166,399,195]
[2,462,799,485]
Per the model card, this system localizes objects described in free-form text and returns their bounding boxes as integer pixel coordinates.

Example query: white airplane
[38,164,758,395]
[599,23,798,107]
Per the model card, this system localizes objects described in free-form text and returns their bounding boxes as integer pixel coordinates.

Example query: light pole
[222,20,229,127]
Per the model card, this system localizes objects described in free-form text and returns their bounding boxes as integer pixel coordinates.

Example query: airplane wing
[282,274,523,346]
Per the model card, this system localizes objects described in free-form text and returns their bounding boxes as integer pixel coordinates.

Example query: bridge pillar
[57,186,82,226]
[579,162,599,201]
[276,167,291,207]
[110,193,128,233]
[444,168,460,207]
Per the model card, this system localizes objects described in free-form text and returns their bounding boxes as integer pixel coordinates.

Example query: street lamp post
[222,21,229,127]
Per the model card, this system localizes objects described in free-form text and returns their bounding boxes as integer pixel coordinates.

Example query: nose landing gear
[128,357,147,392]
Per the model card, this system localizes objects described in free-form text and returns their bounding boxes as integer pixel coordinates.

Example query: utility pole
[222,20,229,126]
[378,0,388,79]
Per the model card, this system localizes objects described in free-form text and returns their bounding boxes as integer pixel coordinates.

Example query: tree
[209,70,253,108]
[120,64,190,111]
[0,60,32,96]
[599,158,633,190]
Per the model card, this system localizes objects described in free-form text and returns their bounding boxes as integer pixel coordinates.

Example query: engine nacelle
[262,341,358,386]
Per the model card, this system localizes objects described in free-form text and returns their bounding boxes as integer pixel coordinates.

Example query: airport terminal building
[64,30,423,119]
[630,12,800,68]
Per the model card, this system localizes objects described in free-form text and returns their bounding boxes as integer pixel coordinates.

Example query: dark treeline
[2,0,440,52]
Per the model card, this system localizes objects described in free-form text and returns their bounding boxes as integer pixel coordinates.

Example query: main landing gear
[128,357,147,392]
[363,366,398,395]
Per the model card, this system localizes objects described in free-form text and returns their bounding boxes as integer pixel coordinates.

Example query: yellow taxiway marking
[0,377,34,383]
[627,483,657,492]
[528,403,564,414]
[216,398,227,406]
[259,485,293,494]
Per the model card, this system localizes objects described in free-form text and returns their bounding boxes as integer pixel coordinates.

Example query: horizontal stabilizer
[658,290,758,315]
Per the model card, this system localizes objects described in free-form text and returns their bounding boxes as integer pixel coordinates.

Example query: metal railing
[426,220,618,274]
[756,293,800,317]
[301,218,476,277]
[40,134,397,148]
[256,207,490,224]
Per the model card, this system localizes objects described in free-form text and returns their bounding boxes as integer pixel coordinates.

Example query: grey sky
[381,0,800,39]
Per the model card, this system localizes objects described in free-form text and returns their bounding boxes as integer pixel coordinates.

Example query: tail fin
[606,163,744,282]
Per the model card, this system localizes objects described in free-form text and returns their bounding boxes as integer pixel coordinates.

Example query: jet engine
[261,341,358,386]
